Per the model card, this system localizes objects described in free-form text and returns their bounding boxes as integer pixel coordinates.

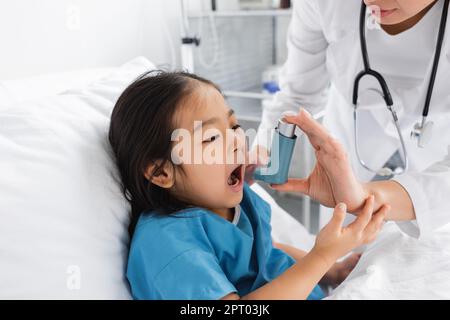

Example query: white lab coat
[257,0,450,238]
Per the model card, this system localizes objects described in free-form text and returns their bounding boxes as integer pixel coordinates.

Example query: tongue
[228,174,239,186]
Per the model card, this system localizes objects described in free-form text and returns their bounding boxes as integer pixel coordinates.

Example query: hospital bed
[2,57,450,300]
[0,57,315,299]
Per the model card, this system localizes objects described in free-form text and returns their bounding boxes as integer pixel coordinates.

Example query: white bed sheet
[254,184,450,299]
[327,222,450,299]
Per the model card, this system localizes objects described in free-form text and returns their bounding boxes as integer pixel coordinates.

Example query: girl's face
[170,84,248,216]
[364,0,437,25]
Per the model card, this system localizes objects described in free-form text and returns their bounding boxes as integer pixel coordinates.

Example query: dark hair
[109,70,220,236]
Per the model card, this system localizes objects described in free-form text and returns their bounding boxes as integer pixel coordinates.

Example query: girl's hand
[312,196,389,266]
[270,109,369,213]
[245,145,270,185]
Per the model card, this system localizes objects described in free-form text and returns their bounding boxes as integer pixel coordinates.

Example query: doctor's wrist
[364,180,416,221]
[362,182,386,215]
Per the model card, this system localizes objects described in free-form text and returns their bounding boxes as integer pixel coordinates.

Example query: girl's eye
[232,124,241,131]
[203,135,220,143]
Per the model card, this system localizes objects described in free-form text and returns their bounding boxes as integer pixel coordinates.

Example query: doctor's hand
[271,109,370,214]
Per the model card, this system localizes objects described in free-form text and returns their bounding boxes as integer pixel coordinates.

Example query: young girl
[108,71,389,300]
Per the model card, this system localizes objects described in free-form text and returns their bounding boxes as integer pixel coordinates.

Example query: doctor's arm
[364,180,415,221]
[274,109,450,237]
[348,153,450,235]
[389,147,450,236]
[254,0,330,149]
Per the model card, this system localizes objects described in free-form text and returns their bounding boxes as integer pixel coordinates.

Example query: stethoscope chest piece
[411,119,434,148]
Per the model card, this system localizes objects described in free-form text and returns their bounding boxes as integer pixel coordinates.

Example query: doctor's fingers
[361,205,389,244]
[284,110,336,153]
[270,178,309,195]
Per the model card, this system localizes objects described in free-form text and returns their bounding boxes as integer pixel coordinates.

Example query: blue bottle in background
[253,118,297,185]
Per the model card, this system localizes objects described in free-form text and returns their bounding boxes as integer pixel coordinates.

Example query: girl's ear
[144,161,175,189]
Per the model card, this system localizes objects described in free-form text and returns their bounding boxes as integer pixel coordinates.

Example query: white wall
[0,0,184,80]
[142,0,183,70]
[0,0,289,79]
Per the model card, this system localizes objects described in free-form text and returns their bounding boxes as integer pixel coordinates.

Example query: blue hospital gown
[127,183,325,300]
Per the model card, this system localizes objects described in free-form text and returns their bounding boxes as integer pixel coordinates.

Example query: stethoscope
[353,0,449,177]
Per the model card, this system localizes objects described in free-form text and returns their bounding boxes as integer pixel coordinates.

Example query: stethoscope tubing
[352,0,449,176]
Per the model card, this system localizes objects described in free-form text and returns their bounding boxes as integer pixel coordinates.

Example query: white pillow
[0,57,154,299]
[0,67,116,109]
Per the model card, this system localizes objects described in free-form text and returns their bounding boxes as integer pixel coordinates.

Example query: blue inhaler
[253,119,297,185]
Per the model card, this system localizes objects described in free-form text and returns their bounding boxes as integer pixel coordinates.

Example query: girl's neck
[381,1,438,35]
[212,207,235,222]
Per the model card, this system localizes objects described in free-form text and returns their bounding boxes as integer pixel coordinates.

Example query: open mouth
[227,164,244,187]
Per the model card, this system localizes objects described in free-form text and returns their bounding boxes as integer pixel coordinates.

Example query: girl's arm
[222,250,332,300]
[273,242,308,260]
[273,242,361,288]
[222,197,389,300]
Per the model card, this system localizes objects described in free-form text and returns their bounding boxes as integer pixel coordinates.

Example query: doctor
[252,0,450,238]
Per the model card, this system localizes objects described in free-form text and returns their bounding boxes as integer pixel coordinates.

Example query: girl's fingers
[270,178,309,195]
[244,164,257,185]
[362,205,389,243]
[348,195,375,232]
[328,203,347,230]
